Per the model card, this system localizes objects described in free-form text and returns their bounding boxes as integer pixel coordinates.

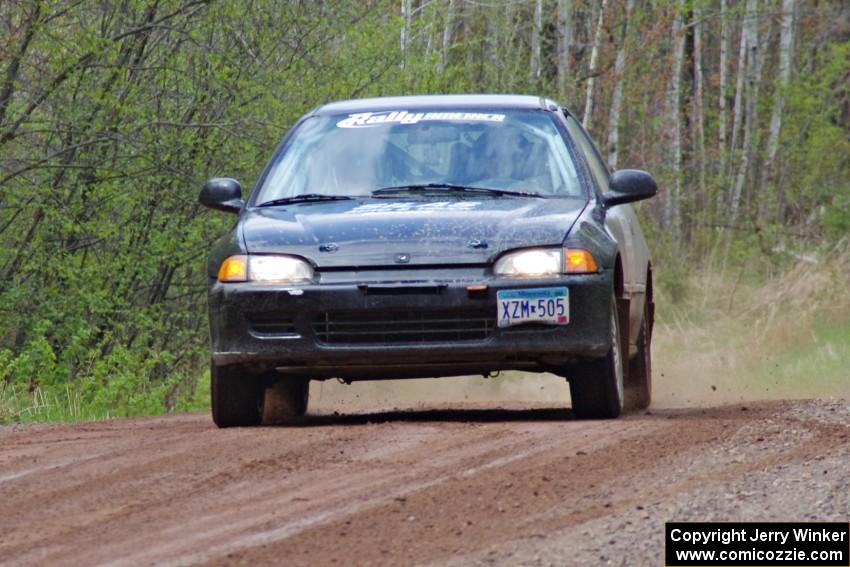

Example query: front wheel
[568,294,624,419]
[211,363,264,428]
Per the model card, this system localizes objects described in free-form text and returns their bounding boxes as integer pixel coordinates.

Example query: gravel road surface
[1,398,848,566]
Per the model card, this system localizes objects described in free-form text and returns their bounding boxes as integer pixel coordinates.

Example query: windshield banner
[336,110,506,129]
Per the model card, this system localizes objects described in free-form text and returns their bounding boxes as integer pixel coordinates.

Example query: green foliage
[823,194,850,241]
[646,232,691,307]
[0,0,473,422]
[781,41,850,234]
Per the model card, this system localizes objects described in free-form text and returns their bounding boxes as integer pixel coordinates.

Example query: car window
[254,110,585,202]
[563,116,609,193]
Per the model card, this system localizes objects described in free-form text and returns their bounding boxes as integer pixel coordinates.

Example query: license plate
[496,287,569,328]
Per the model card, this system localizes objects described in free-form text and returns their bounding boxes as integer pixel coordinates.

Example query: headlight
[249,255,313,283]
[494,248,598,277]
[218,255,314,283]
[494,249,561,277]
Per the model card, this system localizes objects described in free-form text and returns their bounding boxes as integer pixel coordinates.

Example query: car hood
[241,197,587,268]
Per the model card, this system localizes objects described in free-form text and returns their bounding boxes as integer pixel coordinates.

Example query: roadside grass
[0,370,210,424]
[652,241,850,407]
[0,384,92,423]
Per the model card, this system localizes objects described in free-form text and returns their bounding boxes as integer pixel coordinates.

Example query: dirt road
[2,398,848,566]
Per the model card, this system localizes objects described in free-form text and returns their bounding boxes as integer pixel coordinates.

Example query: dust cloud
[651,255,850,408]
[308,372,570,414]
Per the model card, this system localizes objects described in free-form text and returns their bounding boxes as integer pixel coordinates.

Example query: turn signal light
[564,249,598,274]
[218,255,248,282]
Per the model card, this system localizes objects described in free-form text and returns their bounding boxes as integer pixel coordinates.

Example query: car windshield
[253,109,584,203]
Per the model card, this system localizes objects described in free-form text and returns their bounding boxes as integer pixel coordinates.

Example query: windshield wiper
[372,183,545,198]
[257,194,355,207]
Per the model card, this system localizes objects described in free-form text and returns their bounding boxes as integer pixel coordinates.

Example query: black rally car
[200,94,657,427]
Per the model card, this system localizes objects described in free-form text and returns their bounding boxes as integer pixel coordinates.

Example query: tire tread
[211,363,263,428]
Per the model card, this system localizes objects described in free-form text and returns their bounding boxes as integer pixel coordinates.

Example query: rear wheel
[263,378,309,424]
[568,294,624,419]
[211,363,264,428]
[625,296,652,411]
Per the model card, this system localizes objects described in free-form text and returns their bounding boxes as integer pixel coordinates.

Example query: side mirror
[199,178,244,213]
[601,169,657,208]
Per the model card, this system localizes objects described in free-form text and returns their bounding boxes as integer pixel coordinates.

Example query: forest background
[1,0,848,421]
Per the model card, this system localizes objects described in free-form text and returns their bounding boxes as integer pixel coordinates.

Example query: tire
[568,294,624,419]
[263,378,309,424]
[211,362,264,428]
[625,296,652,411]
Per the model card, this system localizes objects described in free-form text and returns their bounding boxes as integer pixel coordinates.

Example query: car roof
[314,94,561,115]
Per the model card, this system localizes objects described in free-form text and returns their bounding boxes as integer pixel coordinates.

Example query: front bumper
[207,267,613,380]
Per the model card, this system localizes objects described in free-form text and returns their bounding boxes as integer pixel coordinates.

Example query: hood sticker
[336,110,506,129]
[348,201,481,214]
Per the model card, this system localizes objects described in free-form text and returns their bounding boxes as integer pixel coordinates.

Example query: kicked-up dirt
[1,398,849,566]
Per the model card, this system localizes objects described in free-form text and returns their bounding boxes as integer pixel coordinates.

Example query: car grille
[313,309,495,345]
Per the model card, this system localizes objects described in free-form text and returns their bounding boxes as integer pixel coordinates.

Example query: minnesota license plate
[496,287,569,328]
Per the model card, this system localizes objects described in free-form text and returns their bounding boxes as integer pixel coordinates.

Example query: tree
[583,0,608,130]
[607,0,636,170]
[692,0,707,205]
[439,0,456,72]
[401,0,413,69]
[663,0,687,235]
[718,0,730,180]
[557,0,575,99]
[530,0,543,81]
[730,0,762,224]
[761,0,797,221]
[728,5,749,186]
